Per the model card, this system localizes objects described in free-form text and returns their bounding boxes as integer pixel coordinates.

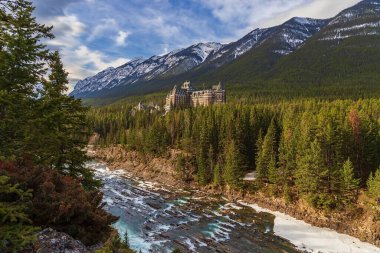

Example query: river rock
[34,228,87,253]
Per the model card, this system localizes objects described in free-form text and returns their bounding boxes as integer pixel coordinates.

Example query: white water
[89,161,379,253]
[239,201,380,253]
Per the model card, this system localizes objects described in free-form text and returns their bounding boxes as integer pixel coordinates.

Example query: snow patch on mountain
[319,0,380,41]
[71,43,222,95]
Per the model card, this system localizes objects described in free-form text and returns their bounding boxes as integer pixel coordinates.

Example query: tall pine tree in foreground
[37,51,97,189]
[0,0,53,159]
[0,1,108,250]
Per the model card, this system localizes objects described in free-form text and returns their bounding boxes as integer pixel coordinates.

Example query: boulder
[34,228,87,253]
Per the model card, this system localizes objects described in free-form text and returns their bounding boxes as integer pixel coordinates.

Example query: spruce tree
[295,139,324,207]
[36,52,98,189]
[367,168,380,202]
[0,0,53,159]
[213,162,222,186]
[340,158,359,205]
[255,129,264,179]
[268,155,279,194]
[223,140,243,187]
[0,176,38,252]
[256,119,277,182]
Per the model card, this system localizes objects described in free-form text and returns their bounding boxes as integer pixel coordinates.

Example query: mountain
[269,0,380,87]
[200,17,329,70]
[72,0,380,101]
[189,17,329,84]
[71,42,223,97]
[71,17,328,99]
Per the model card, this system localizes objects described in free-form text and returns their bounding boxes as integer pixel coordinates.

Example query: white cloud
[74,45,128,71]
[198,0,362,39]
[61,45,128,92]
[115,31,131,46]
[87,18,117,41]
[46,15,86,47]
[42,14,129,91]
[256,0,362,28]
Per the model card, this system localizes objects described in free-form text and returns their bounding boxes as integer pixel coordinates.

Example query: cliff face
[90,145,380,247]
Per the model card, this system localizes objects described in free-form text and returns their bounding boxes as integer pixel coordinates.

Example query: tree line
[89,99,380,211]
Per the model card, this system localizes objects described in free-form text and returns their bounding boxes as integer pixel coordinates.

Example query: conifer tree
[255,129,264,179]
[196,122,210,185]
[367,168,380,202]
[340,158,359,205]
[295,139,324,206]
[0,176,38,252]
[0,0,53,159]
[223,140,243,187]
[197,144,208,185]
[35,51,98,189]
[256,119,277,182]
[213,162,222,186]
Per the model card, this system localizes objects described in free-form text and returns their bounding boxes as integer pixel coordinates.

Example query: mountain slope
[72,17,328,99]
[71,42,223,97]
[73,0,380,102]
[269,0,380,86]
[192,17,329,84]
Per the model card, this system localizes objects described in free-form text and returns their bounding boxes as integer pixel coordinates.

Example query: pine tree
[268,155,279,195]
[196,144,208,185]
[256,119,277,182]
[367,168,380,202]
[340,158,359,205]
[196,121,211,185]
[295,139,325,207]
[277,111,297,199]
[35,52,98,189]
[223,140,243,187]
[213,162,222,186]
[0,0,53,159]
[255,129,264,179]
[0,176,38,252]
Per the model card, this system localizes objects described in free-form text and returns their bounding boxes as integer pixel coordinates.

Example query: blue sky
[31,0,361,90]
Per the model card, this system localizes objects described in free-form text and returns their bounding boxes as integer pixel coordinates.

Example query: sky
[31,0,362,90]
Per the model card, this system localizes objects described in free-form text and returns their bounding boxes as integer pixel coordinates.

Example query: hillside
[73,0,380,105]
[71,17,329,100]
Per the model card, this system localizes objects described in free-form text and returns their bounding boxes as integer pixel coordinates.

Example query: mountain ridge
[71,0,380,101]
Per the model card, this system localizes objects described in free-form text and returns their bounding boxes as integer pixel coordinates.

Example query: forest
[89,98,380,212]
[0,0,134,252]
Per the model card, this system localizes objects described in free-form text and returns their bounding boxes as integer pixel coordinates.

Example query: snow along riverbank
[239,201,380,253]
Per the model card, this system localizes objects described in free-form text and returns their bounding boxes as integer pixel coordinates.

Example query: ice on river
[239,201,380,253]
[88,161,380,253]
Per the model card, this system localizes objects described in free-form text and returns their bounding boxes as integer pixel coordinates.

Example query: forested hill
[74,0,380,104]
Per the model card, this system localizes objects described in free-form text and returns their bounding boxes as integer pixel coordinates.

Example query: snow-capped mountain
[196,17,328,70]
[269,0,380,86]
[71,0,380,99]
[71,17,327,97]
[71,42,223,96]
[319,0,380,41]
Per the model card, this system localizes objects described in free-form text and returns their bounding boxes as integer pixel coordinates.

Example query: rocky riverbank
[89,145,380,249]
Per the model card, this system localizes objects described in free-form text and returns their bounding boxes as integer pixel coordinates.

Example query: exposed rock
[34,228,87,253]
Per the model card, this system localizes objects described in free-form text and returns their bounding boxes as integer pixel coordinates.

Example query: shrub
[0,161,117,246]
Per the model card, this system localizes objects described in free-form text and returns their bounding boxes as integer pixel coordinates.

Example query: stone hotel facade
[165,81,226,111]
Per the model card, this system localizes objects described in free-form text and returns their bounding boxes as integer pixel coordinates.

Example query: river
[88,161,380,253]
